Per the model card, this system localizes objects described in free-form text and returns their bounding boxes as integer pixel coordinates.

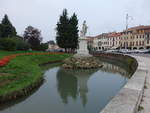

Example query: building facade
[88,25,150,51]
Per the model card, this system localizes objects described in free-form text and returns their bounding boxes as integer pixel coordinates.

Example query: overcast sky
[0,0,150,42]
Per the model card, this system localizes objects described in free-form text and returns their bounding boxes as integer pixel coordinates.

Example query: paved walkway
[133,54,150,58]
[135,56,150,113]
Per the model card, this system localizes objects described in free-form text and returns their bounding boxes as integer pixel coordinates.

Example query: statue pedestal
[75,37,91,58]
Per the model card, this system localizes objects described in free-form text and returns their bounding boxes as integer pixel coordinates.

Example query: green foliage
[37,43,48,51]
[15,38,31,51]
[0,38,17,51]
[0,24,2,38]
[138,105,144,111]
[69,13,79,49]
[56,9,69,50]
[0,37,30,51]
[47,40,55,45]
[56,9,79,51]
[0,14,17,38]
[23,26,42,50]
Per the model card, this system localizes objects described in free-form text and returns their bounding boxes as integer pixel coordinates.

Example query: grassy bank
[0,51,71,101]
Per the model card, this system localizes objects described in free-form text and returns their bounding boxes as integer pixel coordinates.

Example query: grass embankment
[0,51,71,102]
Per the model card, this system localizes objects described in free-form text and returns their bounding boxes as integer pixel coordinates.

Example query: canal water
[0,61,131,113]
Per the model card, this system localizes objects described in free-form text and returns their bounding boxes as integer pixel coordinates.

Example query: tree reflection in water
[56,60,132,107]
[56,68,78,104]
[56,68,98,107]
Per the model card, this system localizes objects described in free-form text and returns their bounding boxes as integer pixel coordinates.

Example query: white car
[119,49,129,53]
[105,49,119,53]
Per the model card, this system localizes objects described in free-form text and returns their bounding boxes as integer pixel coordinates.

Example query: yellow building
[88,25,150,51]
[120,25,150,50]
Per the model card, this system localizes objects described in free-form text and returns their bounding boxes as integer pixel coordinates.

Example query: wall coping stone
[100,55,147,113]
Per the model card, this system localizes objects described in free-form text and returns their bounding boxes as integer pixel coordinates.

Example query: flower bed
[0,52,63,67]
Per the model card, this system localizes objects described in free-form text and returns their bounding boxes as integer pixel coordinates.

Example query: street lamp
[125,13,133,49]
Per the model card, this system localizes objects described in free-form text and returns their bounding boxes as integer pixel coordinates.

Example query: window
[132,36,134,39]
[133,42,135,46]
[130,42,132,46]
[147,40,149,44]
[126,42,128,47]
[136,41,138,46]
[139,41,141,46]
[142,41,144,45]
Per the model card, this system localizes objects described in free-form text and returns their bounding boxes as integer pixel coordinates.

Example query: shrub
[0,38,17,51]
[37,43,48,51]
[0,37,31,51]
[14,37,30,51]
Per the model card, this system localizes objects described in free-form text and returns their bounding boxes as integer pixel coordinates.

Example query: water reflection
[101,61,130,77]
[56,59,129,108]
[0,60,132,113]
[57,68,98,106]
[56,69,78,104]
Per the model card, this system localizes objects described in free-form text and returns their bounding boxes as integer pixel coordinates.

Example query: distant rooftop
[127,25,150,31]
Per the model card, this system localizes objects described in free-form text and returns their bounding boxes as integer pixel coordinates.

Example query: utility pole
[125,13,129,49]
[126,14,129,32]
[125,14,133,50]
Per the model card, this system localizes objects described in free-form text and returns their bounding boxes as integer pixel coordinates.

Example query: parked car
[105,49,119,53]
[118,49,130,54]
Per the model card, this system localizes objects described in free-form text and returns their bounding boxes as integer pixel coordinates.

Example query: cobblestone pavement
[135,56,150,113]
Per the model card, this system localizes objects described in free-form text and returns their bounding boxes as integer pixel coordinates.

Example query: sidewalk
[135,56,150,113]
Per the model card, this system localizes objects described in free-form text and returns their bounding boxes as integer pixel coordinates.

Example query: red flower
[0,52,64,67]
[0,60,7,66]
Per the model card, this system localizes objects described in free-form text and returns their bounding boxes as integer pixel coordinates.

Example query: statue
[62,20,103,69]
[80,21,88,38]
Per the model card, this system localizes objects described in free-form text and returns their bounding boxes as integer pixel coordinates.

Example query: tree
[56,9,70,52]
[0,24,2,38]
[69,13,79,51]
[23,26,42,50]
[56,9,79,52]
[0,14,17,38]
[47,40,55,45]
[38,43,48,51]
[0,38,17,51]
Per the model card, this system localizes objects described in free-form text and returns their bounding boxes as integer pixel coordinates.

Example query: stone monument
[75,21,91,57]
[62,21,103,69]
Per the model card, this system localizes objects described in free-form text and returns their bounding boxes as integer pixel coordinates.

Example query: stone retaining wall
[98,54,147,113]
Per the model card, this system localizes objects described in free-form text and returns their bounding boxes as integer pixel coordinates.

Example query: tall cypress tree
[0,14,17,38]
[69,13,79,51]
[56,9,79,52]
[56,9,70,52]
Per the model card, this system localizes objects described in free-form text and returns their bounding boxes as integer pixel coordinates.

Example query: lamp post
[125,14,133,49]
[125,14,128,49]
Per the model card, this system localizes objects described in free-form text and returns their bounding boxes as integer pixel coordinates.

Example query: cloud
[0,0,149,42]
